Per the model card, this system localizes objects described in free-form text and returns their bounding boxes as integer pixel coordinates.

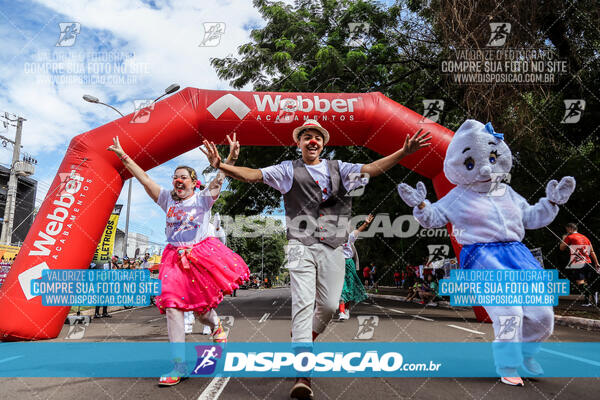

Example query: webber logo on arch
[206,93,362,121]
[207,94,251,120]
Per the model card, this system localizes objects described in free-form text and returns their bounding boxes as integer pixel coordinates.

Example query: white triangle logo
[207,94,251,119]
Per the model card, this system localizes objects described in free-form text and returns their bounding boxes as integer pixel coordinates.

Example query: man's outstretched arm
[361,129,431,177]
[219,163,263,183]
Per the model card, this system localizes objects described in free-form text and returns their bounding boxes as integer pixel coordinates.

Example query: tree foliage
[211,0,600,282]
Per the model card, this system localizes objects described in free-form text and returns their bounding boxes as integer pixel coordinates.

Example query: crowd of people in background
[91,252,154,271]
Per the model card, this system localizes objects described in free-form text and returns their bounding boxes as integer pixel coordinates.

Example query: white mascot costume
[397,119,576,386]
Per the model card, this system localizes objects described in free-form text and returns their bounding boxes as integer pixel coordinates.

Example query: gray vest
[283,159,353,248]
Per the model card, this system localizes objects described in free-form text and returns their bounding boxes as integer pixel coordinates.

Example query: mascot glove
[546,176,576,205]
[397,181,427,208]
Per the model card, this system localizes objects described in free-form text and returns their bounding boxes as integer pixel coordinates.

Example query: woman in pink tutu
[107,133,249,386]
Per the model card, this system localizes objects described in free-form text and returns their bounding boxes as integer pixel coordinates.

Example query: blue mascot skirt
[460,241,542,271]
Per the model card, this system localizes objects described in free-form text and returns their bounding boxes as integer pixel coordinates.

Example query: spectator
[404,265,416,289]
[418,256,430,280]
[93,261,111,318]
[405,278,423,302]
[142,253,151,269]
[418,274,438,306]
[363,265,371,287]
[369,263,378,292]
[560,223,600,306]
[394,270,402,288]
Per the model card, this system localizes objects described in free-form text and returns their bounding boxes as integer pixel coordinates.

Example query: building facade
[0,165,37,245]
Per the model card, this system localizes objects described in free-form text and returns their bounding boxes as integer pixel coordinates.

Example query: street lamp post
[82,84,180,258]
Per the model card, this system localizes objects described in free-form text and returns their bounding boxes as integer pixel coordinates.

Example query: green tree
[225,217,287,279]
[212,0,600,283]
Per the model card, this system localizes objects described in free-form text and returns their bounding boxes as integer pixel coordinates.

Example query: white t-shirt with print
[156,188,216,246]
[260,160,368,200]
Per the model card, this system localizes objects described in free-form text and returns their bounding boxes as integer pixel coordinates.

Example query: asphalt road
[2,288,599,400]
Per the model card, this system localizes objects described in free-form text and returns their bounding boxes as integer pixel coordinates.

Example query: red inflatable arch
[0,88,460,341]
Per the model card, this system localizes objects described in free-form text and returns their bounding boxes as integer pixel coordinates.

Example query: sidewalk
[369,286,600,331]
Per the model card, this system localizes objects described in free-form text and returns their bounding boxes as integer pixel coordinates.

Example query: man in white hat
[202,119,430,399]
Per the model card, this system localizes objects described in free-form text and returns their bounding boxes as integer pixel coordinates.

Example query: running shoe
[158,361,187,386]
[582,303,593,307]
[500,376,524,386]
[158,374,182,386]
[338,312,349,321]
[290,377,313,399]
[522,357,544,375]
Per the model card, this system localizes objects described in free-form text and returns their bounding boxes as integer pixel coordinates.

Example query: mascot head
[443,119,512,192]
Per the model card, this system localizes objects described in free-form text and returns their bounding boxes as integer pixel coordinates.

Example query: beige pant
[287,240,345,343]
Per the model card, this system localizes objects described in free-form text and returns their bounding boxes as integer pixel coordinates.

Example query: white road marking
[412,315,434,321]
[272,301,277,305]
[198,376,231,400]
[373,305,405,314]
[387,308,406,314]
[541,348,600,367]
[259,313,270,323]
[447,324,485,335]
[146,316,165,323]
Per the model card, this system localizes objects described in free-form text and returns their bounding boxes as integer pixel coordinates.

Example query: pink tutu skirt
[154,237,250,314]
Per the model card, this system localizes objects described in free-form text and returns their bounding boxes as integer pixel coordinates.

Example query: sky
[0,0,275,248]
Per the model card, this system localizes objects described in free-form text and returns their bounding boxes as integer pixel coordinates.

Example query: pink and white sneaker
[500,376,524,386]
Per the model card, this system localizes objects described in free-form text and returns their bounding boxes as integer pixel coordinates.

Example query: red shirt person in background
[560,222,600,306]
[363,266,371,288]
[394,271,402,288]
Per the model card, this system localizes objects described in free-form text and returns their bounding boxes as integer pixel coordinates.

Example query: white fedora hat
[292,119,330,145]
